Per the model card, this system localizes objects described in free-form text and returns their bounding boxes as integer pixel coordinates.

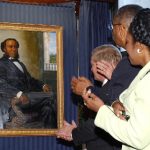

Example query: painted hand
[43,84,51,92]
[19,94,29,105]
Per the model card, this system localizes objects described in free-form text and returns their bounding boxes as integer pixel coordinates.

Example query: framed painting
[0,22,64,136]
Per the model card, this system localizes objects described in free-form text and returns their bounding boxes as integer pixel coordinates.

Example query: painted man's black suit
[0,55,56,128]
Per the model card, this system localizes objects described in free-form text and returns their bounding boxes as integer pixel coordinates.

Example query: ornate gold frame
[0,22,64,136]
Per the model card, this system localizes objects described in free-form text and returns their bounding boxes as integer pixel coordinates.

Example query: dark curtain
[76,0,113,143]
[0,2,77,150]
[78,0,112,79]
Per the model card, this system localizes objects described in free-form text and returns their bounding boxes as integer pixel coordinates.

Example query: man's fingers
[83,92,94,106]
[71,77,78,85]
[89,93,97,100]
[99,60,110,67]
[97,60,113,71]
[71,76,77,81]
[78,76,87,81]
[71,120,77,127]
[63,120,70,126]
[71,80,77,87]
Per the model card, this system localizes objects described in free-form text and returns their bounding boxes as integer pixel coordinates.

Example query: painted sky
[49,32,56,55]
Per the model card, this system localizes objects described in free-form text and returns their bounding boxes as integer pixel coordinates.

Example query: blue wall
[0,2,78,150]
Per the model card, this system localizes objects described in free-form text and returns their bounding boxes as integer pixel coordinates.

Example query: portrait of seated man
[0,38,57,129]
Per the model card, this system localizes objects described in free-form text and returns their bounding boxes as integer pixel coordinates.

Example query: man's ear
[119,25,127,43]
[2,48,6,52]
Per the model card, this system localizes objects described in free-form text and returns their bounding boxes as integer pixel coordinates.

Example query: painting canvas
[0,22,64,136]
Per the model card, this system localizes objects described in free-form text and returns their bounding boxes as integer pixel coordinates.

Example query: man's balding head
[112,4,142,48]
[114,4,143,28]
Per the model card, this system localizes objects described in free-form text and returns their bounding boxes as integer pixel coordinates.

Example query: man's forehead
[6,40,17,44]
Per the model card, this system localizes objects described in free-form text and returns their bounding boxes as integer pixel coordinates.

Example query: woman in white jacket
[82,8,150,150]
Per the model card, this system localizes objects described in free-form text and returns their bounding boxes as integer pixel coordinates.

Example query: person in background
[0,38,56,128]
[83,8,150,150]
[57,44,122,148]
[56,4,142,150]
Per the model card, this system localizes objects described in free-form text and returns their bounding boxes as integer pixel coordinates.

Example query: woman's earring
[137,49,142,54]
